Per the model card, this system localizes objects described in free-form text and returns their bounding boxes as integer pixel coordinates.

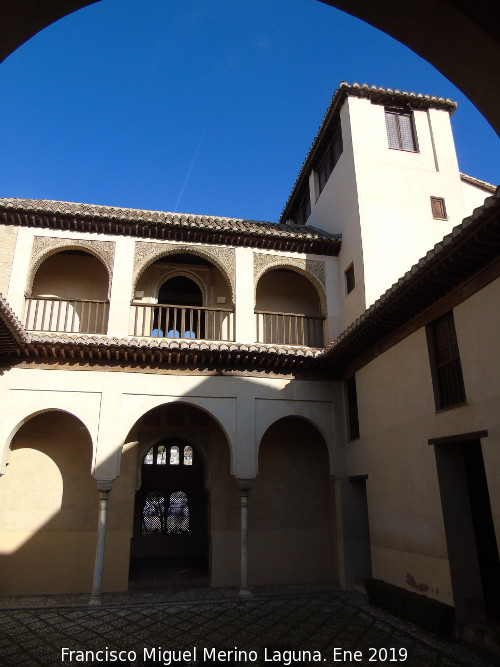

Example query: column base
[239,588,253,599]
[88,595,102,606]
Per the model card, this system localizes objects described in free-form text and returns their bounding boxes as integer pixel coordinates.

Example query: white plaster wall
[306,100,366,330]
[351,99,467,309]
[460,180,496,215]
[307,95,477,326]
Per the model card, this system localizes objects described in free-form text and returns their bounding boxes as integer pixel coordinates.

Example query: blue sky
[1,0,498,222]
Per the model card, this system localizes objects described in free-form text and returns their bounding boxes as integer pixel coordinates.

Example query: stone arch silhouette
[0,2,497,133]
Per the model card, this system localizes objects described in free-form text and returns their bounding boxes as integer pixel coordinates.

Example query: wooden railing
[255,310,324,347]
[130,303,234,341]
[24,297,109,334]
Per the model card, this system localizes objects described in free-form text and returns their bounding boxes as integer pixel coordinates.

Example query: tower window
[345,263,355,294]
[318,125,343,194]
[385,108,417,152]
[295,190,311,226]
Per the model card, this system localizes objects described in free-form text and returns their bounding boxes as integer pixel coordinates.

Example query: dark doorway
[434,437,500,624]
[153,276,204,339]
[129,439,208,587]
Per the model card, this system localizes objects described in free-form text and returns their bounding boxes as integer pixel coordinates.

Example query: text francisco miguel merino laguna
[61,647,332,665]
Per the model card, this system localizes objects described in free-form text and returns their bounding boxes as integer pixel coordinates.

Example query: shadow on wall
[0,411,97,595]
[0,378,338,595]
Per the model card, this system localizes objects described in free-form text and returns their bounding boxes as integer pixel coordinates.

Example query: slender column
[89,480,113,606]
[238,479,252,598]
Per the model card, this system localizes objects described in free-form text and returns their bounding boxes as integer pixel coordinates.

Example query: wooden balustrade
[130,303,234,341]
[255,310,324,347]
[24,297,109,334]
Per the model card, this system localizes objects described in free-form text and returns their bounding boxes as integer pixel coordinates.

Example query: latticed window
[141,490,190,535]
[385,108,417,152]
[167,491,189,534]
[142,490,167,535]
[428,312,466,410]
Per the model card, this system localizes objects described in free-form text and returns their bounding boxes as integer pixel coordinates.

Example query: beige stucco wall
[0,364,339,593]
[250,417,337,585]
[255,269,321,316]
[32,253,109,300]
[0,412,97,595]
[348,277,499,606]
[0,226,19,296]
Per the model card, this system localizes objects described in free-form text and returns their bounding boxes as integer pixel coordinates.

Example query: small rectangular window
[346,376,360,440]
[427,312,466,410]
[385,108,417,152]
[431,196,447,219]
[345,263,355,294]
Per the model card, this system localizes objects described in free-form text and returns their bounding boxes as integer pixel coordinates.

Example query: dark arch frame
[0,1,498,134]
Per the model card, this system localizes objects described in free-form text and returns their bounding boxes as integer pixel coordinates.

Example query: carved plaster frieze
[253,253,327,314]
[133,242,235,300]
[28,236,115,297]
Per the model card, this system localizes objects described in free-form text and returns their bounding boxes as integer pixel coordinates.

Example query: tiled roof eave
[0,199,341,256]
[16,334,327,373]
[0,296,28,355]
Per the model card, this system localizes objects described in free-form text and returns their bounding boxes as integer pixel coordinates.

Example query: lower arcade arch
[250,416,337,585]
[121,402,237,587]
[0,410,95,595]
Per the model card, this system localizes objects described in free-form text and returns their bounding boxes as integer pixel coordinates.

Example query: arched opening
[25,249,109,333]
[131,253,234,341]
[130,437,207,585]
[250,416,336,585]
[0,410,96,594]
[153,276,203,338]
[124,401,237,588]
[255,269,324,347]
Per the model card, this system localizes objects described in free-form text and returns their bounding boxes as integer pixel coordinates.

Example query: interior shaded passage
[130,437,208,587]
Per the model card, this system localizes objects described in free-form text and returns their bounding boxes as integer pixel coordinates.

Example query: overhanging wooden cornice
[14,335,327,375]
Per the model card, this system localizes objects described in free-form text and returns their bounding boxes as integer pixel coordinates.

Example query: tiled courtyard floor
[0,585,498,667]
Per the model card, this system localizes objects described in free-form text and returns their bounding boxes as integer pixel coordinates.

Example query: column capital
[96,480,113,493]
[238,479,252,494]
